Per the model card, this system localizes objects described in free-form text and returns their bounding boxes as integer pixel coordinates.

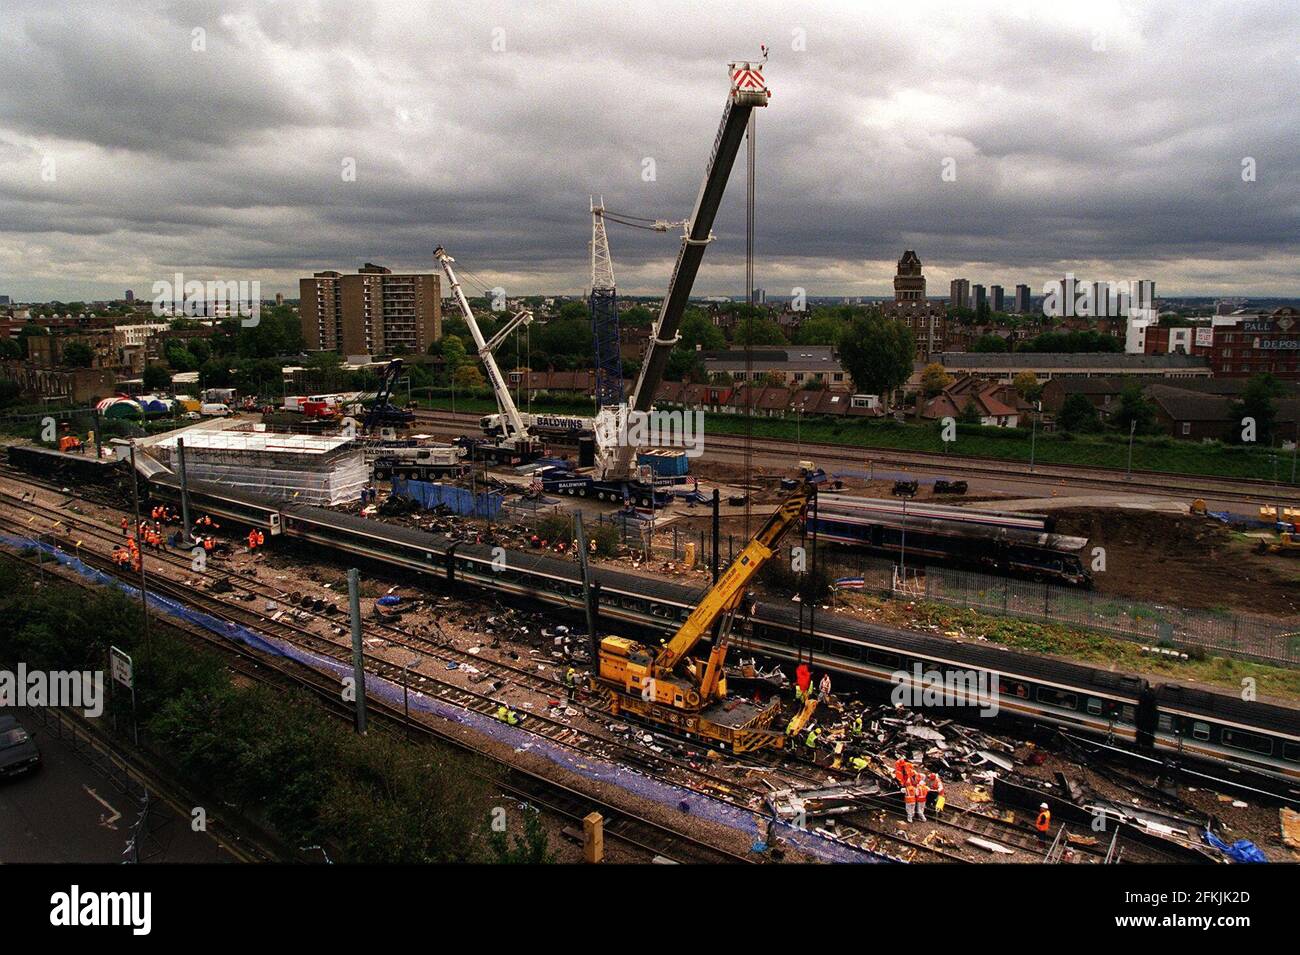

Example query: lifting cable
[743,110,755,543]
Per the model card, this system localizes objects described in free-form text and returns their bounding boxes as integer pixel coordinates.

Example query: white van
[200,402,232,417]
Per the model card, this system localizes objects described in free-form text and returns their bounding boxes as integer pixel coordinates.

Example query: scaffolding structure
[149,430,367,506]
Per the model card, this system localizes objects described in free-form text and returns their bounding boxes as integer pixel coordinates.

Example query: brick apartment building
[1130,307,1300,381]
[300,264,442,356]
[1206,307,1300,380]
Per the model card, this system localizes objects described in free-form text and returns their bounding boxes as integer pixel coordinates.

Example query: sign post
[110,645,137,744]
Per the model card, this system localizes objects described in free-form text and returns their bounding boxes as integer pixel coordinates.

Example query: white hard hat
[1040,802,1049,810]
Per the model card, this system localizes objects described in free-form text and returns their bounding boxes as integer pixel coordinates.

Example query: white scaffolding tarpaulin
[149,430,367,506]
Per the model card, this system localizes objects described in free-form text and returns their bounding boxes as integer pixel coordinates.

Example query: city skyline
[1,0,1297,302]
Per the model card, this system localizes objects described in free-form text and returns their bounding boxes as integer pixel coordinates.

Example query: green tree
[1112,383,1156,435]
[794,313,849,345]
[620,304,654,327]
[837,316,914,408]
[441,337,467,381]
[678,311,725,352]
[60,341,95,367]
[556,301,589,323]
[1056,393,1100,433]
[971,334,1008,353]
[143,364,172,392]
[1231,374,1287,445]
[1012,370,1042,403]
[919,362,953,398]
[198,358,233,389]
[536,318,589,361]
[453,364,485,391]
[733,315,786,347]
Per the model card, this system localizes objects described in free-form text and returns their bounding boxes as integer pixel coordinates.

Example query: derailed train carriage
[5,444,129,491]
[808,507,1093,587]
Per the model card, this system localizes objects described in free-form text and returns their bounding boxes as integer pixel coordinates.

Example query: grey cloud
[0,0,1295,301]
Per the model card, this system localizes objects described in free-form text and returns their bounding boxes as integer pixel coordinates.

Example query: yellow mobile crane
[598,484,814,752]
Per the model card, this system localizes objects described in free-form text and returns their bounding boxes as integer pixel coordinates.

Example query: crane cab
[598,636,727,711]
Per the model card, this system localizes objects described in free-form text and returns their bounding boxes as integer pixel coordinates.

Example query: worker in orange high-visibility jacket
[903,781,919,823]
[254,529,264,548]
[915,777,929,822]
[1035,803,1051,842]
[894,757,914,787]
[247,529,258,551]
[927,772,946,814]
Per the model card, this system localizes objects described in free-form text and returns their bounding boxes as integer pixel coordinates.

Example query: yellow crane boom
[598,484,814,715]
[656,484,814,673]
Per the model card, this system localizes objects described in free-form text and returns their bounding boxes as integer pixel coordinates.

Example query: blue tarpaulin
[1202,829,1268,863]
[392,477,502,519]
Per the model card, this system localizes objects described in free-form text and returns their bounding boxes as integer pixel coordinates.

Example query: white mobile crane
[433,245,543,465]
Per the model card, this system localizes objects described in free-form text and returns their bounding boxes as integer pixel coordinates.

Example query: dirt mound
[1053,508,1299,618]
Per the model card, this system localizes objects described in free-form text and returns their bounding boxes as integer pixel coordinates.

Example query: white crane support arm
[486,309,533,353]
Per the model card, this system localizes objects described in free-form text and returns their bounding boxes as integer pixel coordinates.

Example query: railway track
[0,483,813,793]
[409,409,1299,507]
[0,530,759,864]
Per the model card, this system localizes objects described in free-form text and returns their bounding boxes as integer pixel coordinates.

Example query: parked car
[0,716,41,777]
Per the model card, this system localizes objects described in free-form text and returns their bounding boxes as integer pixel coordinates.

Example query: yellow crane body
[597,485,814,751]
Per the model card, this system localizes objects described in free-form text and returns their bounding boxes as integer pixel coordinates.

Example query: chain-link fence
[490,504,1300,667]
[811,550,1300,667]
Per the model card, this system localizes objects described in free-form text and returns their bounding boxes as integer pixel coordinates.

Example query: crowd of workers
[109,508,271,572]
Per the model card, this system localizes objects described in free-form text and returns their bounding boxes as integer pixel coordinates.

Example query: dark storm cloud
[0,0,1296,300]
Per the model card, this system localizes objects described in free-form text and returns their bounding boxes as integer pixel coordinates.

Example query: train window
[1158,714,1174,732]
[1284,742,1300,764]
[1035,687,1077,710]
[1085,697,1104,716]
[1191,721,1210,741]
[1119,705,1135,724]
[1221,729,1272,756]
[1001,681,1029,700]
[867,650,902,669]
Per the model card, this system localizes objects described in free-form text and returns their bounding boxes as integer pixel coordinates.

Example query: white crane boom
[433,245,529,443]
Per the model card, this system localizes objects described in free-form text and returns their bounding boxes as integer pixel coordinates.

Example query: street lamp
[1029,401,1040,471]
[899,494,908,589]
[1125,418,1137,480]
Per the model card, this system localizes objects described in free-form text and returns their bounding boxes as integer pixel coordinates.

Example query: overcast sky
[0,0,1296,303]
